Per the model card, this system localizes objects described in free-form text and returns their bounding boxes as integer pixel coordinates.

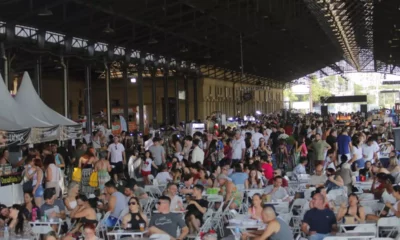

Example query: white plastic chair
[377,217,400,237]
[95,211,111,237]
[279,212,292,225]
[186,216,213,239]
[30,224,53,240]
[112,207,130,230]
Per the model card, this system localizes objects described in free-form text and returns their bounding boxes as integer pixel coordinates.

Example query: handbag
[72,168,82,182]
[89,171,98,187]
[23,180,33,193]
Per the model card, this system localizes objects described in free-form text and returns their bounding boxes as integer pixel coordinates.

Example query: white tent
[15,72,78,126]
[0,75,51,129]
[14,72,81,141]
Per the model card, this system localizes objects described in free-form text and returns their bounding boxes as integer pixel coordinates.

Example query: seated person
[68,194,98,237]
[165,183,184,211]
[40,188,66,220]
[125,180,148,200]
[267,169,288,187]
[155,165,172,184]
[122,197,148,230]
[229,163,249,185]
[369,173,395,200]
[179,174,194,198]
[308,164,327,187]
[293,157,308,176]
[336,193,365,224]
[241,205,294,240]
[185,185,208,234]
[264,176,290,202]
[324,168,344,192]
[0,204,10,227]
[195,168,213,188]
[301,193,337,240]
[22,192,41,221]
[149,196,189,239]
[309,187,334,211]
[367,183,400,221]
[359,161,373,179]
[8,204,34,237]
[245,169,263,189]
[247,193,263,221]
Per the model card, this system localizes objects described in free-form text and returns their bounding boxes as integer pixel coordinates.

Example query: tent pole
[85,65,92,134]
[151,67,157,129]
[104,62,111,128]
[137,66,144,132]
[61,57,68,117]
[35,56,42,98]
[163,66,169,126]
[184,74,189,123]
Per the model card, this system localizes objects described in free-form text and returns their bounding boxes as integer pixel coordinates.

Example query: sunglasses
[129,202,137,206]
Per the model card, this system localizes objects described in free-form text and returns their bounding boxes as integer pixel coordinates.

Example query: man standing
[231,131,246,163]
[301,193,337,240]
[149,196,189,240]
[107,136,126,182]
[362,138,379,164]
[308,133,331,170]
[149,137,166,173]
[191,139,204,165]
[337,130,352,159]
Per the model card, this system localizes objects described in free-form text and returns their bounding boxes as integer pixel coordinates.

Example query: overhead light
[148,37,158,45]
[204,52,211,59]
[130,78,136,83]
[38,8,53,16]
[256,110,262,115]
[103,24,114,34]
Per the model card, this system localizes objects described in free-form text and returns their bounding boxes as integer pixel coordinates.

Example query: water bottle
[43,213,48,222]
[234,227,240,240]
[4,223,9,239]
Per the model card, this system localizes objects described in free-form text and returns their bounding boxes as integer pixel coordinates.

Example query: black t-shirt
[186,199,208,220]
[303,208,336,234]
[326,136,337,150]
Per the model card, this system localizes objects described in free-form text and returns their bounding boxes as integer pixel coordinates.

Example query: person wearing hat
[217,174,242,209]
[241,205,293,240]
[40,188,66,221]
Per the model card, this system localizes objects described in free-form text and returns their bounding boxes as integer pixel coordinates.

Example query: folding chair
[278,212,293,225]
[274,202,290,214]
[30,224,53,240]
[186,217,213,239]
[377,217,400,238]
[211,200,226,237]
[95,211,111,238]
[145,185,163,198]
[112,207,130,230]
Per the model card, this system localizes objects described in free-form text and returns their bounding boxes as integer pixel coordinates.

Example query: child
[141,151,158,185]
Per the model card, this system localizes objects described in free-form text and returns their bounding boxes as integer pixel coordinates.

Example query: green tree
[310,76,332,103]
[283,88,298,102]
[354,83,364,95]
[367,95,376,105]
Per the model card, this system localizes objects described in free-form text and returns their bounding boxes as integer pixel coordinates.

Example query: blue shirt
[337,135,351,155]
[303,208,337,234]
[229,172,248,185]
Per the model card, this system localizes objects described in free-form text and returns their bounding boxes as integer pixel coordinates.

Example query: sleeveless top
[128,212,146,230]
[47,164,59,182]
[55,154,62,166]
[270,217,294,240]
[345,206,360,217]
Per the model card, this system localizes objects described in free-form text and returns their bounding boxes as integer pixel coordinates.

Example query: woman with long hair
[68,194,98,237]
[294,136,308,163]
[245,169,262,189]
[22,192,41,221]
[95,151,112,192]
[24,156,44,207]
[64,182,79,212]
[336,193,365,223]
[79,149,96,195]
[9,204,33,236]
[122,196,148,230]
[141,150,158,185]
[44,155,61,198]
[195,168,213,188]
[0,149,9,165]
[247,193,263,220]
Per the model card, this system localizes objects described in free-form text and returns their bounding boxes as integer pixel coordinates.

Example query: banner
[61,125,83,141]
[0,173,23,187]
[0,129,31,147]
[36,126,60,143]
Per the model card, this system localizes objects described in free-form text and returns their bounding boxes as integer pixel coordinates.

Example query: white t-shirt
[107,143,125,163]
[142,158,152,172]
[263,129,272,143]
[169,195,183,211]
[379,143,394,158]
[232,137,246,160]
[362,144,376,162]
[252,132,264,149]
[155,172,172,184]
[352,146,363,160]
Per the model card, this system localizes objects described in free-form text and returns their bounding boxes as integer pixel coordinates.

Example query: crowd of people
[0,112,398,240]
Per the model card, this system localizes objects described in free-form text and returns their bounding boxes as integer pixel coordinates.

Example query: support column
[163,67,169,125]
[137,66,144,132]
[151,68,157,128]
[1,42,8,88]
[35,56,42,97]
[61,57,68,117]
[85,65,92,134]
[184,75,189,122]
[122,66,129,126]
[105,63,112,128]
[174,75,180,126]
[193,74,199,120]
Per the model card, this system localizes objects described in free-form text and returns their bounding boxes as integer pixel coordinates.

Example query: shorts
[111,162,124,175]
[141,170,151,177]
[34,185,44,198]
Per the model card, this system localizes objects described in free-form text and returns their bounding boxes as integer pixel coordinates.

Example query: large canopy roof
[0,0,399,83]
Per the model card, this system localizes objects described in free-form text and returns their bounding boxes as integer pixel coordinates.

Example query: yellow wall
[39,75,283,123]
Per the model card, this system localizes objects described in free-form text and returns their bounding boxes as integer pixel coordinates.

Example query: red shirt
[262,163,274,180]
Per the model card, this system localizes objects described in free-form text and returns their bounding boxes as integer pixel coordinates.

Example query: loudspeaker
[360,104,367,114]
[321,106,328,116]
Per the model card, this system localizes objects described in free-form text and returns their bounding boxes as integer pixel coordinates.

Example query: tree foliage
[354,83,364,95]
[283,88,298,102]
[310,76,332,103]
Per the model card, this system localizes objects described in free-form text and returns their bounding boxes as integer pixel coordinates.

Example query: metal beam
[137,66,144,132]
[85,65,92,134]
[151,67,157,128]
